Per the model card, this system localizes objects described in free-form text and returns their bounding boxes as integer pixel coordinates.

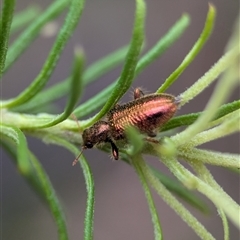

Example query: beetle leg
[108,139,119,160]
[134,88,145,99]
[146,131,157,137]
[144,137,159,144]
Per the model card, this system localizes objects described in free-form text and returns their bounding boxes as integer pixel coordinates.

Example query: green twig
[0,137,69,240]
[160,155,240,227]
[181,110,240,148]
[131,155,163,240]
[33,47,85,128]
[173,47,239,146]
[137,155,214,240]
[179,148,240,168]
[42,135,95,240]
[4,0,68,72]
[29,151,69,240]
[10,5,41,33]
[0,0,15,76]
[2,0,85,108]
[79,13,190,127]
[162,100,240,132]
[150,167,209,213]
[189,161,229,240]
[82,0,146,128]
[0,124,31,174]
[157,4,215,93]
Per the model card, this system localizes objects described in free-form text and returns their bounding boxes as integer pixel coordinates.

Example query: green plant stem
[82,0,146,128]
[83,45,129,85]
[131,155,163,240]
[0,109,81,133]
[0,125,68,240]
[0,138,45,198]
[179,46,239,107]
[0,0,15,76]
[125,126,144,156]
[179,148,240,168]
[79,14,190,128]
[136,155,214,240]
[29,151,69,240]
[4,0,68,72]
[2,0,85,108]
[10,5,41,33]
[136,14,190,76]
[33,47,85,128]
[162,100,240,132]
[182,110,240,148]
[173,47,239,147]
[150,167,209,213]
[219,209,229,240]
[189,161,230,240]
[160,156,240,227]
[11,45,128,113]
[42,135,95,240]
[157,4,215,93]
[0,125,31,174]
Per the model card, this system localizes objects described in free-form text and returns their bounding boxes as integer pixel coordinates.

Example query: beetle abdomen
[108,93,178,137]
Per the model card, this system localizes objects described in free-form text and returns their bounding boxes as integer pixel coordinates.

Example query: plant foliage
[1,1,239,240]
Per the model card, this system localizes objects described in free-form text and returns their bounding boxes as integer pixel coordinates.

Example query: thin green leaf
[119,150,207,214]
[179,148,240,168]
[0,0,15,76]
[29,151,69,240]
[2,0,85,109]
[173,50,239,146]
[74,82,112,118]
[4,0,68,72]
[220,210,229,240]
[140,155,215,240]
[183,110,239,148]
[131,155,163,240]
[35,47,85,128]
[188,161,230,240]
[10,5,41,34]
[160,155,240,228]
[76,14,190,120]
[120,151,208,214]
[11,80,70,113]
[136,14,190,76]
[43,135,94,240]
[0,137,46,200]
[19,102,59,114]
[12,45,128,113]
[83,45,129,85]
[1,138,69,239]
[81,0,146,128]
[162,100,240,132]
[150,167,209,213]
[0,124,31,174]
[125,126,144,156]
[157,4,216,93]
[0,136,18,158]
[179,46,239,108]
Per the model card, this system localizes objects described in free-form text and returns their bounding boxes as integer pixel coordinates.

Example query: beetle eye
[85,142,93,149]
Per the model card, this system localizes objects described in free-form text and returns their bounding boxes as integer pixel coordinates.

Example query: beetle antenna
[72,147,85,166]
[70,113,85,166]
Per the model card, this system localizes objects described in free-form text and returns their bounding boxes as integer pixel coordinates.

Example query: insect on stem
[80,88,179,160]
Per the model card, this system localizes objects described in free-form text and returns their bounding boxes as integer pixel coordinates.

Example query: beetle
[73,88,178,165]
